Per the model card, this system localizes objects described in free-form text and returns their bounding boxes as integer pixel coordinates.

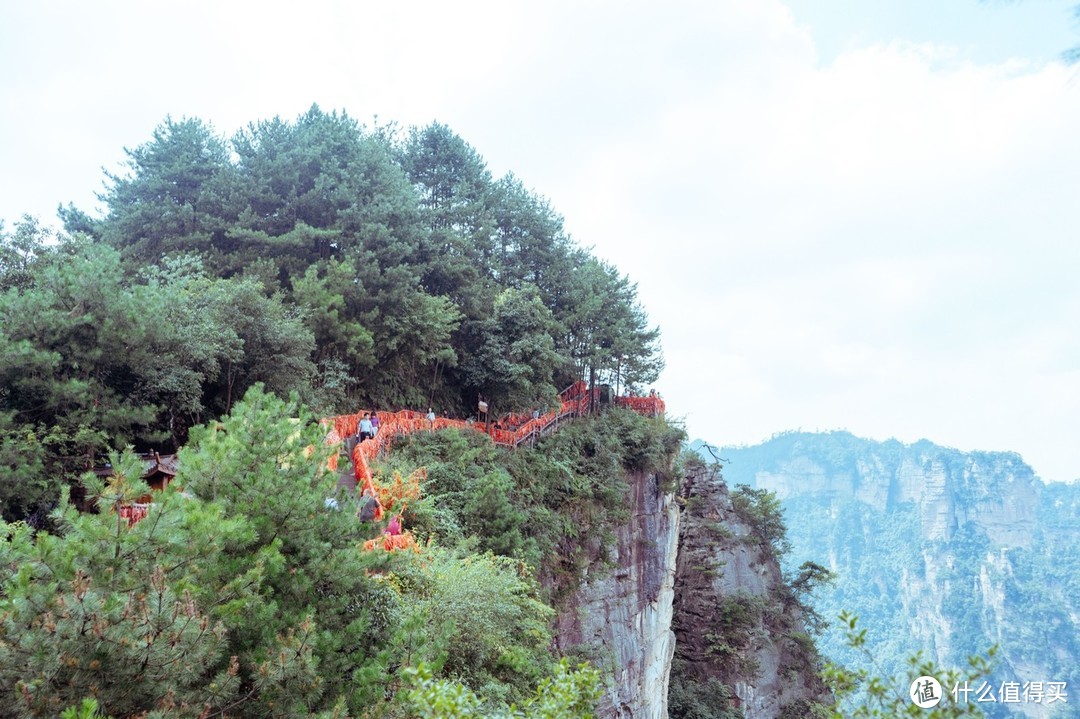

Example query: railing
[325,382,665,488]
[117,383,666,524]
[118,503,150,526]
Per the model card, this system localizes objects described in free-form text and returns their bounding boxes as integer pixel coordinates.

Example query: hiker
[426,407,435,429]
[358,413,374,442]
[370,411,380,437]
[387,514,402,536]
[358,488,378,522]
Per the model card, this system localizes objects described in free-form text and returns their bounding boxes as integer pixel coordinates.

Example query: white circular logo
[909,676,943,708]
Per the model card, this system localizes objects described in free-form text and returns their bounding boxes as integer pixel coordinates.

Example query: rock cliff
[553,458,831,719]
[711,431,1080,718]
[669,461,830,719]
[553,469,680,719]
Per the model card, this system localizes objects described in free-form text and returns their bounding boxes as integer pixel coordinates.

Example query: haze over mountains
[691,431,1079,718]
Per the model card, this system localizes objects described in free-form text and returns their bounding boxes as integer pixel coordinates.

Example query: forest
[1,106,663,526]
[0,106,677,717]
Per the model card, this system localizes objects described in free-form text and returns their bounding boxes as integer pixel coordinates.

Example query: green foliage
[459,287,563,413]
[705,592,766,676]
[405,659,603,719]
[0,473,245,716]
[0,411,49,522]
[0,227,315,520]
[99,116,234,258]
[668,668,743,719]
[392,549,555,705]
[82,109,663,416]
[0,392,335,716]
[384,409,683,594]
[730,484,791,557]
[60,698,112,719]
[2,388,604,717]
[823,612,996,718]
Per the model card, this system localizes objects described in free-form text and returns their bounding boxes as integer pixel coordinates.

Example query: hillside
[1,110,836,718]
[697,431,1080,718]
[1,107,662,527]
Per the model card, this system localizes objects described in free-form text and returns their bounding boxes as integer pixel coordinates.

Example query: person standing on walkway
[426,407,436,430]
[358,413,375,442]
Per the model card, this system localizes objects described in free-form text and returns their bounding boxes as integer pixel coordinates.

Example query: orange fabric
[362,530,421,553]
[117,503,149,527]
[374,468,424,514]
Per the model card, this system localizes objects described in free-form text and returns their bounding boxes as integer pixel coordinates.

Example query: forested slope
[0,388,683,717]
[0,107,840,719]
[1,106,661,524]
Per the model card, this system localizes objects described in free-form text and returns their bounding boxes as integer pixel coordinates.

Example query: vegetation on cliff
[0,387,682,717]
[0,108,688,716]
[669,456,833,719]
[0,105,841,718]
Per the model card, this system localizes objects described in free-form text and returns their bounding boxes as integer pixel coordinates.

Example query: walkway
[324,382,665,490]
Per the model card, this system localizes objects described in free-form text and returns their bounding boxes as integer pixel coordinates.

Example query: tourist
[358,489,378,522]
[358,413,374,442]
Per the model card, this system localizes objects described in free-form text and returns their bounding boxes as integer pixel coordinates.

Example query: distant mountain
[690,431,1079,719]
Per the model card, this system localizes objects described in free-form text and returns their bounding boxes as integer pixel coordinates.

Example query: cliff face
[669,463,830,719]
[553,469,680,719]
[750,436,1039,547]
[713,432,1080,718]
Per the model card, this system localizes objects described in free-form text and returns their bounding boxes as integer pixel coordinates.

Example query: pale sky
[2,0,1079,481]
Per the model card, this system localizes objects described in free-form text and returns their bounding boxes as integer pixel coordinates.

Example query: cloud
[514,5,1080,480]
[1,0,1077,479]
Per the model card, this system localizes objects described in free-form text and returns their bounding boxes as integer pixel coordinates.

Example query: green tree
[399,122,498,316]
[405,659,603,719]
[100,116,236,261]
[459,287,563,414]
[558,258,663,396]
[391,549,555,705]
[730,484,791,557]
[1,387,406,717]
[0,237,316,520]
[0,453,248,717]
[823,612,996,718]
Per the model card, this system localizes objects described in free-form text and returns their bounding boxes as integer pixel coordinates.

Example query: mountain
[692,431,1079,718]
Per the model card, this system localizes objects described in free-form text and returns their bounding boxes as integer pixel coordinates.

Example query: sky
[2,0,1079,482]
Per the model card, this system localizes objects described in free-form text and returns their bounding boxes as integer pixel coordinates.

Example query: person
[358,488,378,522]
[358,413,375,442]
[370,411,380,437]
[387,514,402,536]
[532,408,540,421]
[426,407,435,429]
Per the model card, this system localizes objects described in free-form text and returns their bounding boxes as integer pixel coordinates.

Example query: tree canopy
[1,106,664,521]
